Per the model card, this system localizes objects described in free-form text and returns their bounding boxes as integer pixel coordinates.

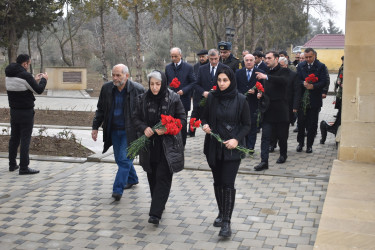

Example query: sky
[310,0,346,33]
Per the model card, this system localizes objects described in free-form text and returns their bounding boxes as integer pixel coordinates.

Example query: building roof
[303,34,345,48]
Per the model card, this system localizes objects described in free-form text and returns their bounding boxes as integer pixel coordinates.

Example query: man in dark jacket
[6,54,48,175]
[253,50,268,72]
[218,41,241,73]
[235,53,265,152]
[254,51,289,171]
[193,49,230,119]
[92,64,145,201]
[165,47,196,146]
[189,49,209,137]
[269,57,300,152]
[296,48,327,153]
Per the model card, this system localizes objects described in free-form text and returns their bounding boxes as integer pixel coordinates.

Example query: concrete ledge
[314,159,375,249]
[0,152,87,163]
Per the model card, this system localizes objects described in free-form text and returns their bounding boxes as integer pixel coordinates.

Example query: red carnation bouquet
[302,74,318,115]
[127,114,182,159]
[199,85,217,107]
[189,118,254,156]
[245,81,264,96]
[169,77,181,89]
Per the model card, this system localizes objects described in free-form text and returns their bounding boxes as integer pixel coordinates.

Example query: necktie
[247,70,251,81]
[211,67,215,79]
[175,63,178,68]
[308,64,311,70]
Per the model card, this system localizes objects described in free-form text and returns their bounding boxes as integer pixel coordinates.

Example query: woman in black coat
[133,70,186,225]
[201,67,251,237]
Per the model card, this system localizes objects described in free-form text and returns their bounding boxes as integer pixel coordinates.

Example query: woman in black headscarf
[201,67,251,238]
[133,70,186,225]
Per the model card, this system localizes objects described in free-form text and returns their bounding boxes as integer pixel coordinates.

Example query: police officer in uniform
[218,41,241,73]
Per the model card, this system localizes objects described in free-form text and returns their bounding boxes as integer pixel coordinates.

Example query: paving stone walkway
[0,93,339,249]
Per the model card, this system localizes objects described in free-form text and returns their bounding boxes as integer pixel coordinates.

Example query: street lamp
[225,27,235,42]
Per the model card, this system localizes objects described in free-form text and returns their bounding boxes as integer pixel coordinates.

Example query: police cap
[218,41,232,51]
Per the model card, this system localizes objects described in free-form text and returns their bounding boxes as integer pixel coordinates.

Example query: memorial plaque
[63,72,82,83]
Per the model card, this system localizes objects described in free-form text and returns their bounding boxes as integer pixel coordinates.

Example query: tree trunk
[169,0,173,49]
[7,25,19,63]
[242,0,246,50]
[67,7,75,66]
[27,30,33,74]
[37,33,44,73]
[99,5,108,82]
[134,5,143,84]
[203,0,208,49]
[250,5,255,51]
[232,4,238,56]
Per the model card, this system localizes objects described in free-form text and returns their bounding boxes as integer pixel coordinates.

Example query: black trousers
[210,159,240,189]
[147,156,173,219]
[9,109,34,170]
[297,107,321,147]
[261,121,289,162]
[181,112,188,146]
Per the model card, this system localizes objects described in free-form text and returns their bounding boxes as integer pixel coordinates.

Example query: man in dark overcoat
[165,47,196,146]
[193,48,230,119]
[296,48,327,153]
[235,53,265,152]
[254,51,289,171]
[189,49,209,137]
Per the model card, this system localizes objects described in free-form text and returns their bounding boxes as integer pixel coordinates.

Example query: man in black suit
[165,47,196,146]
[189,49,209,137]
[296,48,327,153]
[193,49,230,119]
[253,50,268,72]
[254,51,289,171]
[235,54,264,152]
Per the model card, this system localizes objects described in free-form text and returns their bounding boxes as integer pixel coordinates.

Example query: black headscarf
[212,67,238,99]
[145,70,169,127]
[146,70,168,101]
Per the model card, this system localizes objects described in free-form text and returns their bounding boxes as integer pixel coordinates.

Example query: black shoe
[112,193,122,201]
[254,162,268,171]
[148,216,160,225]
[296,144,303,152]
[306,147,313,153]
[276,155,287,164]
[187,131,195,137]
[124,182,138,190]
[269,146,275,153]
[219,221,232,237]
[19,167,39,175]
[9,165,19,172]
[293,127,298,133]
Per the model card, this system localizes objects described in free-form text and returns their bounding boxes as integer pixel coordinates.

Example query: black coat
[193,62,230,97]
[133,89,186,174]
[297,60,327,108]
[235,67,265,112]
[202,92,251,166]
[165,61,196,111]
[192,60,209,108]
[262,64,289,123]
[92,80,145,153]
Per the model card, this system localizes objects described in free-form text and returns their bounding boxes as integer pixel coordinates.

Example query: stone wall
[338,0,375,163]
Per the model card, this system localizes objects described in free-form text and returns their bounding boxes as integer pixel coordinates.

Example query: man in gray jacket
[6,54,48,175]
